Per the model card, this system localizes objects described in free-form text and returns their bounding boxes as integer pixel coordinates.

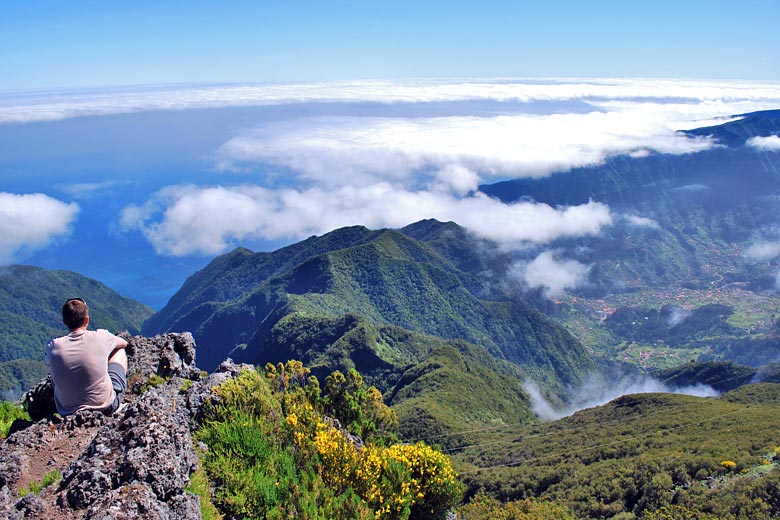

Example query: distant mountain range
[482,110,780,295]
[481,110,780,369]
[0,265,152,399]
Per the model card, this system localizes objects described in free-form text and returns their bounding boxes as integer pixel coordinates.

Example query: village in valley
[555,243,780,371]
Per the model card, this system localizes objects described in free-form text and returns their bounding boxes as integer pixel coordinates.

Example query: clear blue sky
[1,0,779,89]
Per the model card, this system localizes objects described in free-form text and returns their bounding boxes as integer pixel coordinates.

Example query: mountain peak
[683,109,780,147]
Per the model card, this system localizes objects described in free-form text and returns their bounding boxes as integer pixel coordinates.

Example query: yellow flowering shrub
[209,367,281,424]
[286,402,461,520]
[201,363,460,520]
[383,443,462,519]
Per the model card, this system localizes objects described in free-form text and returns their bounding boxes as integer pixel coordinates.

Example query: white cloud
[512,250,591,299]
[587,99,768,131]
[675,183,710,192]
[216,110,715,183]
[0,192,79,263]
[666,306,692,327]
[3,78,780,124]
[746,135,780,152]
[431,164,480,195]
[523,374,718,421]
[745,241,780,261]
[624,214,660,229]
[120,184,612,256]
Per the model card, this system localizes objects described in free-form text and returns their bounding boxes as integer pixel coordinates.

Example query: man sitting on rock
[45,298,128,416]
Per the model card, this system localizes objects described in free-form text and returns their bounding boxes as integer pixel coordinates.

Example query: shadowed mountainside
[480,111,780,295]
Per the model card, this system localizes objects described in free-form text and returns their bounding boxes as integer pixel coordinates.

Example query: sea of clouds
[4,77,780,297]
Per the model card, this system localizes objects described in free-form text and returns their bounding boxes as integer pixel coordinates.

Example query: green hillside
[146,222,591,389]
[456,383,780,519]
[251,312,535,448]
[143,221,594,442]
[0,265,153,399]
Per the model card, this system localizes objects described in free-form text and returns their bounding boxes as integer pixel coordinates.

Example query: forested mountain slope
[0,265,152,399]
[144,222,590,387]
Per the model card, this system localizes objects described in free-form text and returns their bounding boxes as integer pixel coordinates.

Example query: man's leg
[108,348,128,372]
[105,349,128,414]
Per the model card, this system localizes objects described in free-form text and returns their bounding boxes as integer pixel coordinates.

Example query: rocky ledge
[0,332,251,520]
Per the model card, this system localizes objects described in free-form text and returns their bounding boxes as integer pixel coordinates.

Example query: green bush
[0,400,30,438]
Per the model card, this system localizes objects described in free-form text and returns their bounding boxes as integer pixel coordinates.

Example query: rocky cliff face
[0,332,249,520]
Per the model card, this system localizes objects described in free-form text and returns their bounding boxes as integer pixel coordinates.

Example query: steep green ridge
[143,226,379,334]
[252,313,535,448]
[145,222,591,389]
[457,383,780,519]
[387,342,535,449]
[0,265,153,399]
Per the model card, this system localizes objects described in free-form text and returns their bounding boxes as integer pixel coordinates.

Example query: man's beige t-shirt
[45,329,121,416]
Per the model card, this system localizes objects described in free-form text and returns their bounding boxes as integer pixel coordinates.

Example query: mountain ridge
[144,221,593,391]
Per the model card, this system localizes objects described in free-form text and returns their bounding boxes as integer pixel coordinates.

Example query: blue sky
[2,0,779,90]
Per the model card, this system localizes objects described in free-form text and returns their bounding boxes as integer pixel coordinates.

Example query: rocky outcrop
[0,332,238,520]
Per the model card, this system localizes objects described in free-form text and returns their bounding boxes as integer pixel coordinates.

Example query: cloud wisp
[746,135,780,152]
[119,184,612,256]
[623,214,661,229]
[510,251,591,299]
[523,374,718,421]
[0,192,80,264]
[744,241,780,261]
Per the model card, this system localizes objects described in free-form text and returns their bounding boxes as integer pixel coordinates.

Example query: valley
[560,279,780,370]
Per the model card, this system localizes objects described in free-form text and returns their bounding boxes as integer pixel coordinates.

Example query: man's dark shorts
[103,362,128,415]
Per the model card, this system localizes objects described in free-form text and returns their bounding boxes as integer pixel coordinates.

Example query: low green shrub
[0,401,30,439]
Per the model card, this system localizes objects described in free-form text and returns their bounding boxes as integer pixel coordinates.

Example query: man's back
[46,329,121,416]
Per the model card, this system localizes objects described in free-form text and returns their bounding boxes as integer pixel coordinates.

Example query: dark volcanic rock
[22,377,56,422]
[85,482,201,520]
[62,385,198,510]
[125,332,201,385]
[2,332,219,519]
[15,493,45,516]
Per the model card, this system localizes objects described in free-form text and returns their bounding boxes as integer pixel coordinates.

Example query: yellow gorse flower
[285,401,459,519]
